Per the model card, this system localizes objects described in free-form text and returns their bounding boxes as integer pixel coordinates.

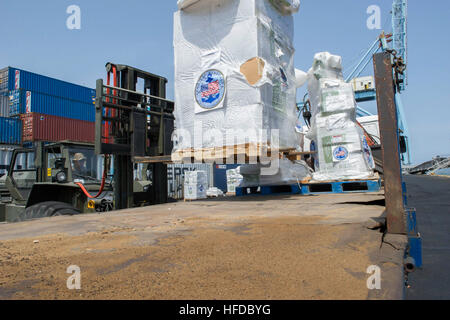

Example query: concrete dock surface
[404,175,450,300]
[0,190,406,300]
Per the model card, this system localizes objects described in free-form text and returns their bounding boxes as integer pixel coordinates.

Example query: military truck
[0,141,153,223]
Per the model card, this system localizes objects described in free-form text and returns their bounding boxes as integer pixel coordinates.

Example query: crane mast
[392,0,408,92]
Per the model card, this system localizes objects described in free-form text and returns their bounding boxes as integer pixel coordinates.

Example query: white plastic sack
[207,187,224,197]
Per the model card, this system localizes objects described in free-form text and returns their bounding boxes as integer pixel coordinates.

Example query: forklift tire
[15,201,81,222]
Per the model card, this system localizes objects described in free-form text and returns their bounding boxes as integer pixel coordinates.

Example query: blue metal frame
[344,38,382,83]
[235,179,381,197]
[406,207,423,268]
[354,90,376,103]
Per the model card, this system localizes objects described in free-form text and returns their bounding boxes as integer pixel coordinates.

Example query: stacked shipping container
[0,117,22,145]
[20,113,94,143]
[8,89,95,121]
[0,67,96,145]
[2,67,96,102]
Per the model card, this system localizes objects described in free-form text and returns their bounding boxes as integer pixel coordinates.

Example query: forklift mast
[95,63,175,210]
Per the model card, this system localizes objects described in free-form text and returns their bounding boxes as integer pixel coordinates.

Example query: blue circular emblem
[195,70,225,110]
[333,146,349,161]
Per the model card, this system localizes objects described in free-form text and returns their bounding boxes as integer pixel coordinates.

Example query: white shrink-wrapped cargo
[226,169,243,193]
[239,159,311,187]
[306,52,375,181]
[173,0,301,155]
[312,126,375,181]
[184,170,208,200]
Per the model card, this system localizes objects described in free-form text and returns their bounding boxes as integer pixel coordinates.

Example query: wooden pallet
[171,144,315,164]
[172,143,290,164]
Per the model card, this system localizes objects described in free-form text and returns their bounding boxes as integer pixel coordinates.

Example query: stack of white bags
[184,170,208,200]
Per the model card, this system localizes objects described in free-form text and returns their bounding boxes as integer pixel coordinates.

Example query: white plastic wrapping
[239,159,311,187]
[206,187,224,197]
[312,126,375,181]
[177,0,201,10]
[184,170,208,200]
[294,69,308,88]
[173,0,301,151]
[226,169,243,193]
[306,52,375,181]
[178,0,301,14]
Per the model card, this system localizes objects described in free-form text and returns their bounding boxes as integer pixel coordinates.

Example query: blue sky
[0,0,448,164]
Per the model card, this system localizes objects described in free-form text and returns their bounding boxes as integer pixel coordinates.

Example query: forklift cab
[5,142,111,208]
[5,148,36,202]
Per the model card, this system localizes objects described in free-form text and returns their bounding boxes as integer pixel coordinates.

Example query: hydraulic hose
[75,155,109,199]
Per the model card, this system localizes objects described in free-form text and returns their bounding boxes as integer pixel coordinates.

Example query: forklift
[95,63,175,210]
[0,141,114,222]
[0,64,175,222]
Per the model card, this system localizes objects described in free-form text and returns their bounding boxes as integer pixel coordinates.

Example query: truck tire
[15,201,81,222]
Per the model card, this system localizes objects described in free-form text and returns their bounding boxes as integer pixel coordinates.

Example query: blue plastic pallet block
[235,184,302,197]
[301,179,381,195]
[235,179,381,197]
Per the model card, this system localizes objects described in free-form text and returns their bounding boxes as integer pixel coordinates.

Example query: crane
[391,0,411,164]
[392,0,408,92]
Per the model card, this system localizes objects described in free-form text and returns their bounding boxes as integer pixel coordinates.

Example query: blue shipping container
[0,116,22,145]
[9,89,95,122]
[1,67,95,103]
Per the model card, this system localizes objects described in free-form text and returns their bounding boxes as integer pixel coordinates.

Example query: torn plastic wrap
[306,52,375,181]
[173,0,301,151]
[238,159,312,187]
